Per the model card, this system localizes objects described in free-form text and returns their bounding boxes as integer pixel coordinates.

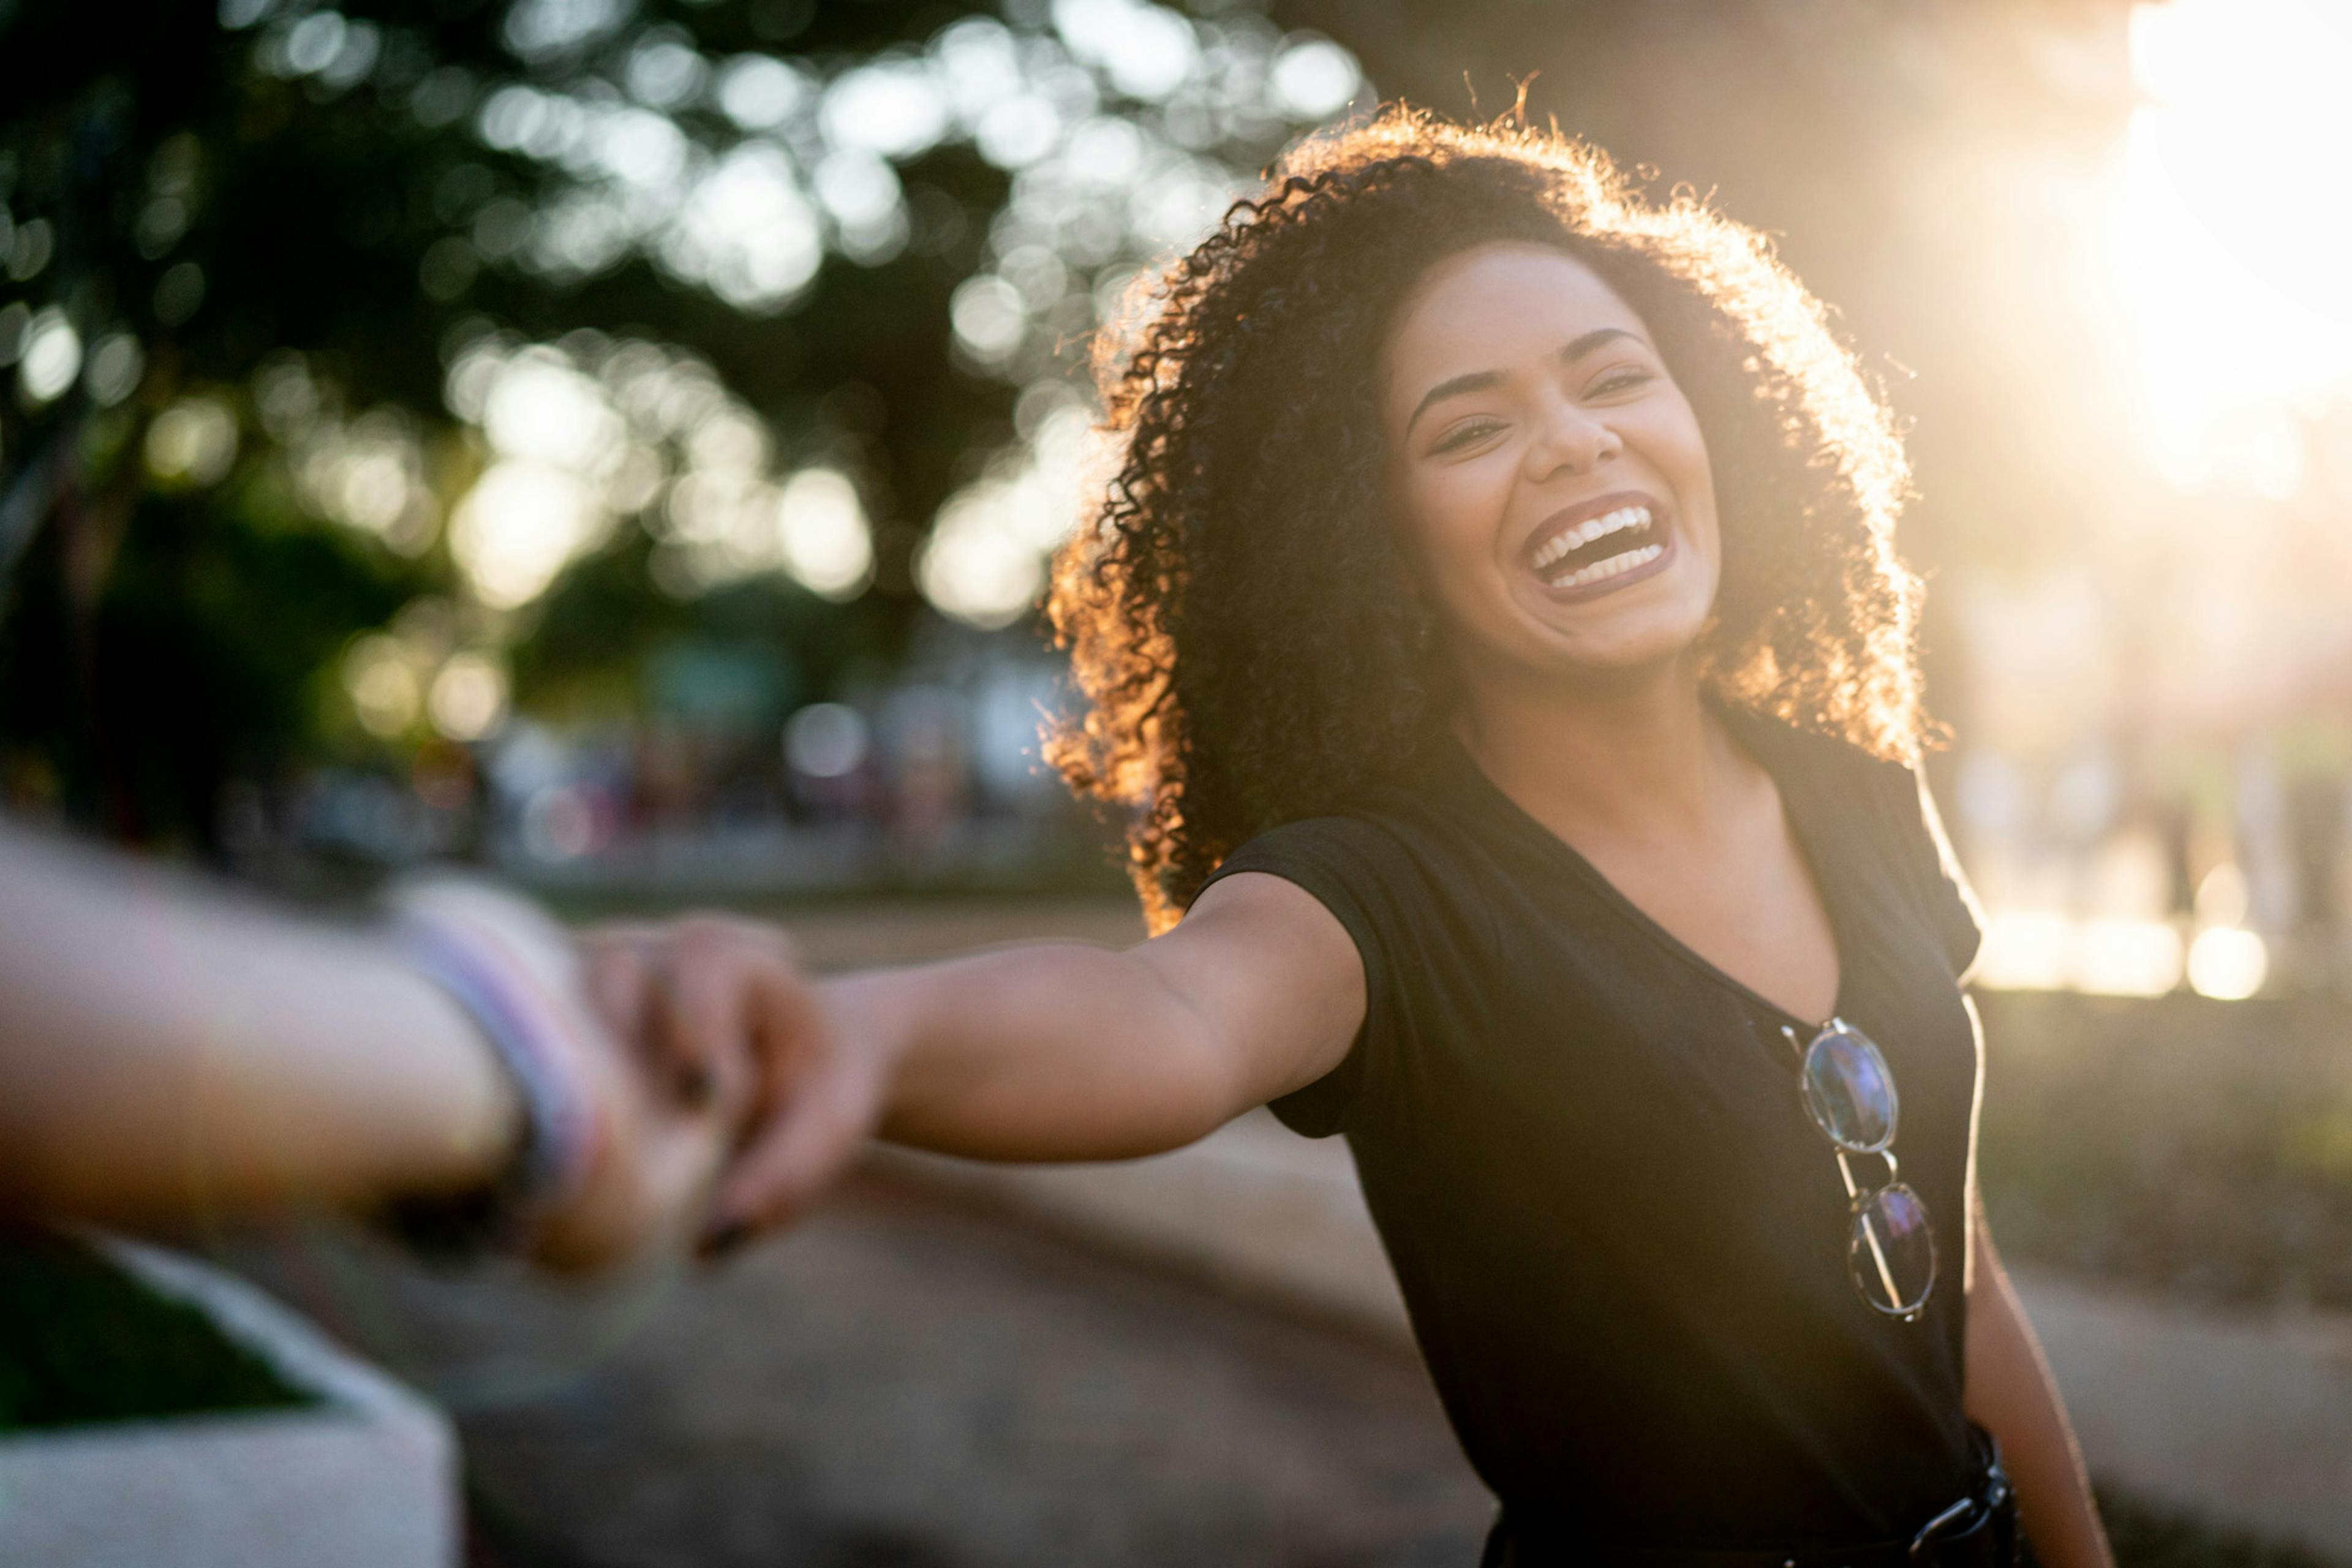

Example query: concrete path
[889,1113,2352,1556]
[2021,1274,2352,1550]
[213,1125,2352,1564]
[221,1181,1492,1568]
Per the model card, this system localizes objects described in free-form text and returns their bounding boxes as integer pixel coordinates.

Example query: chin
[1545,635,1702,682]
[1525,590,1712,674]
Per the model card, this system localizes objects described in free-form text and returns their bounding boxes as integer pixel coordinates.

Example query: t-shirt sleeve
[1887,761,1985,984]
[1191,818,1400,1138]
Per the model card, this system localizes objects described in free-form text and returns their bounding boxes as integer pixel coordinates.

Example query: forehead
[1383,243,1646,399]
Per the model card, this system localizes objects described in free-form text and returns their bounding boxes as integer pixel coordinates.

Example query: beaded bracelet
[382,880,610,1254]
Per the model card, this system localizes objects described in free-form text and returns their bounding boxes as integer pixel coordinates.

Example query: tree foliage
[0,0,1359,846]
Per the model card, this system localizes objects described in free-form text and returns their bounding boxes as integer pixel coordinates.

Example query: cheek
[1624,401,1718,544]
[1395,459,1517,590]
[1654,399,1716,503]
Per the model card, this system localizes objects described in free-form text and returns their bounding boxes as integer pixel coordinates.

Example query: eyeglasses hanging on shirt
[1779,1018,1937,1322]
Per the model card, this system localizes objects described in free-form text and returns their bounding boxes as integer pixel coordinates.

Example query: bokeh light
[919,398,1100,628]
[81,333,144,407]
[775,470,874,601]
[450,460,603,609]
[17,309,79,404]
[428,653,511,743]
[1269,37,1363,119]
[785,702,870,780]
[343,635,424,739]
[145,398,240,487]
[2186,926,2270,1000]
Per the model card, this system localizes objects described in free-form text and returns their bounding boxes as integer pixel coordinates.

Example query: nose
[1526,391,1621,480]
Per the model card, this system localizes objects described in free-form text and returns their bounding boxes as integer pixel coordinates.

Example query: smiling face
[1381,241,1722,693]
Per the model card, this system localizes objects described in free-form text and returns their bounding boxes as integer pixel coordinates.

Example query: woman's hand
[578,916,895,1256]
[513,998,746,1273]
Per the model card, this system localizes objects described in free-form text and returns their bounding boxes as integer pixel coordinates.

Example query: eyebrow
[1403,326,1648,435]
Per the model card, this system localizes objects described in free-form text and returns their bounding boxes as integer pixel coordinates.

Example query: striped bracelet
[385,880,609,1247]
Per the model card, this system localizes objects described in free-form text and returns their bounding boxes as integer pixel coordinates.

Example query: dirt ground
[221,1175,1493,1568]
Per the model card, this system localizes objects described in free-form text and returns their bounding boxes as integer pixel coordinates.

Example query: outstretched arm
[590,871,1366,1245]
[859,871,1364,1159]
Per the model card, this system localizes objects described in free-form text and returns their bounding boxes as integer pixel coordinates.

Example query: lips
[1521,491,1674,601]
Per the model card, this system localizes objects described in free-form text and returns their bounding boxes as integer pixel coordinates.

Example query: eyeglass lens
[1850,1182,1936,1317]
[1798,1021,1897,1153]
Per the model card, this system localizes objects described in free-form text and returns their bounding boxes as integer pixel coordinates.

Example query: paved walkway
[892,1112,2352,1556]
[2022,1274,2352,1550]
[222,1180,1491,1568]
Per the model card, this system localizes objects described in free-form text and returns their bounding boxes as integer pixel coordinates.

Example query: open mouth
[1525,497,1670,595]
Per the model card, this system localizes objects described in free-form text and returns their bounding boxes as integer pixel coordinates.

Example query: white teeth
[1531,505,1653,568]
[1555,540,1663,589]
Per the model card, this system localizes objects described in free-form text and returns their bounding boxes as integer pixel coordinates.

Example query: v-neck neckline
[1435,700,1856,1033]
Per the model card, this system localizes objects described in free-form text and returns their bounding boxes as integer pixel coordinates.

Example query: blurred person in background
[595,111,2102,1567]
[0,816,739,1275]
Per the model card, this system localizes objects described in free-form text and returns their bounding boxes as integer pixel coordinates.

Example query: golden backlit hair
[1049,108,1925,932]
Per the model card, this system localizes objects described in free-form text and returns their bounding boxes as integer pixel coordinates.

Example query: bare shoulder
[1133,870,1367,1106]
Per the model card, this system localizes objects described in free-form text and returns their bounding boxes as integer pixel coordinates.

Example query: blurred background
[7,1,2352,1564]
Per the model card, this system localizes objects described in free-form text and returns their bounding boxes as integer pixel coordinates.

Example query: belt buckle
[1906,1496,1981,1567]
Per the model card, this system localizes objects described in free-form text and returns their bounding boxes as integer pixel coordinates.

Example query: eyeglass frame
[1777,1017,1939,1324]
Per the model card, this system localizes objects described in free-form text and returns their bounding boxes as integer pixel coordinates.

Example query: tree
[0,0,1363,847]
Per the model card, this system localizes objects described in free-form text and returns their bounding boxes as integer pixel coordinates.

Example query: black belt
[1486,1429,2017,1568]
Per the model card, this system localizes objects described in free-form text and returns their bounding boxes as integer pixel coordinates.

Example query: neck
[1450,652,1729,842]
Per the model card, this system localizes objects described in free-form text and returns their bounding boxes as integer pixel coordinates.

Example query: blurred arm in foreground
[0,818,735,1272]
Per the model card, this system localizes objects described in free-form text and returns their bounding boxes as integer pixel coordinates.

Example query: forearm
[1965,1216,2112,1568]
[827,942,1240,1163]
[682,873,1359,1240]
[0,823,520,1224]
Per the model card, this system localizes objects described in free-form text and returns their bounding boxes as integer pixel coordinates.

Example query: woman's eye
[1431,418,1504,453]
[1586,368,1653,398]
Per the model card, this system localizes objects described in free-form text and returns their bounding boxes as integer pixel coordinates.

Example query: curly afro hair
[1047,108,1927,934]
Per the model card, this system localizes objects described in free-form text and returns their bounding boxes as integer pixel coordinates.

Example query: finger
[732,944,831,1130]
[627,1088,744,1259]
[581,938,654,1049]
[665,916,808,1119]
[662,918,755,1112]
[703,1047,878,1249]
[654,921,814,1144]
[579,924,685,1084]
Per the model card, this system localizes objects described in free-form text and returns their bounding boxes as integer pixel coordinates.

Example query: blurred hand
[386,878,749,1276]
[578,916,889,1256]
[520,989,745,1274]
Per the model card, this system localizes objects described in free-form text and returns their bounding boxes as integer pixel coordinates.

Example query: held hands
[576,916,891,1258]
[388,881,759,1274]
[401,890,878,1273]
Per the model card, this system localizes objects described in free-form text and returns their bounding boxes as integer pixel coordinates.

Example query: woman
[610,110,2111,1567]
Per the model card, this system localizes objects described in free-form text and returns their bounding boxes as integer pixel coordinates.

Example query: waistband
[1483,1428,2016,1568]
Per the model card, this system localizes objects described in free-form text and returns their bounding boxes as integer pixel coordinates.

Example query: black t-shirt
[1196,704,1986,1553]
